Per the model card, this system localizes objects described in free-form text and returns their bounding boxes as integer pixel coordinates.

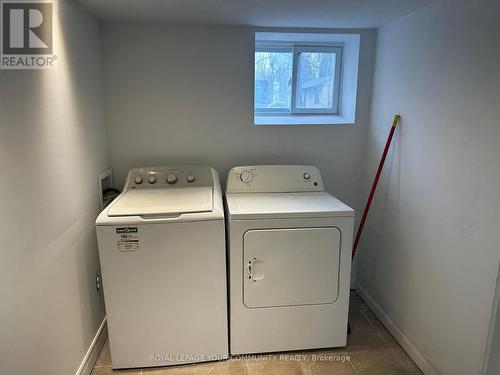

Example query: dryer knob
[187,175,195,183]
[303,173,311,180]
[240,171,253,183]
[166,174,177,184]
[148,176,157,184]
[134,176,143,184]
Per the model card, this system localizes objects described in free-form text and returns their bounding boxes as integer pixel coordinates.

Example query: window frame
[291,45,343,115]
[254,42,344,116]
[254,44,293,114]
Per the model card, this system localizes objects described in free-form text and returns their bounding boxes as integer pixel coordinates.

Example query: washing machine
[96,166,228,369]
[225,165,354,355]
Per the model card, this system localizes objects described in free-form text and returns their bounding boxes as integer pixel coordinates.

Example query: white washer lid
[225,192,354,220]
[108,187,213,217]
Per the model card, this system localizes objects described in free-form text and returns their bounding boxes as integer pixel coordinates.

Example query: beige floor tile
[95,339,112,367]
[350,294,395,339]
[142,364,196,374]
[92,291,422,375]
[347,315,388,348]
[247,359,303,375]
[196,359,248,375]
[294,349,350,358]
[349,347,422,375]
[357,307,398,346]
[347,303,398,349]
[356,300,377,317]
[388,346,423,374]
[300,351,356,375]
[349,294,364,305]
[90,366,141,375]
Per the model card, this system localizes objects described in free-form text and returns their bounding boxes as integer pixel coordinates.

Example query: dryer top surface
[225,192,354,220]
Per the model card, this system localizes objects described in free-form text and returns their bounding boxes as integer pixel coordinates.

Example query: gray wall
[485,263,500,375]
[356,0,500,374]
[0,1,108,373]
[101,23,376,221]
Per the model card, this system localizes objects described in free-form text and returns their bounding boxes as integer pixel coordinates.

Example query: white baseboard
[76,317,108,375]
[356,284,439,375]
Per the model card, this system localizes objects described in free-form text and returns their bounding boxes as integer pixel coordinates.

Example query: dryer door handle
[247,258,264,282]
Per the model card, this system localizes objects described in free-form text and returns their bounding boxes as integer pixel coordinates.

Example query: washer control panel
[226,165,324,193]
[124,166,214,190]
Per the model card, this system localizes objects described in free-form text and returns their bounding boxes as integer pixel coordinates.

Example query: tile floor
[92,292,422,375]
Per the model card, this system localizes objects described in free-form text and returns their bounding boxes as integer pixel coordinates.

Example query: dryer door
[243,227,341,308]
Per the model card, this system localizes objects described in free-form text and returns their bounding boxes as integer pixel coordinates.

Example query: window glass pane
[296,52,336,110]
[254,51,292,110]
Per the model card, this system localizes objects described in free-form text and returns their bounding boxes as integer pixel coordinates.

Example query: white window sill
[254,114,355,126]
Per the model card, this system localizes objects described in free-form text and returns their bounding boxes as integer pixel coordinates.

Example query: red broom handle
[352,114,400,259]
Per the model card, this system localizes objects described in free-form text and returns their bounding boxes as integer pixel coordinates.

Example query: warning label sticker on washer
[116,227,140,252]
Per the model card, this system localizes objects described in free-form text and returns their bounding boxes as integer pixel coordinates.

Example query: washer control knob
[303,173,311,180]
[148,176,157,184]
[166,174,177,184]
[134,176,143,184]
[240,171,253,183]
[187,175,195,183]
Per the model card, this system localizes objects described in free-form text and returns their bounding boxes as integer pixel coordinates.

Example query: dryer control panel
[124,166,215,190]
[226,165,324,193]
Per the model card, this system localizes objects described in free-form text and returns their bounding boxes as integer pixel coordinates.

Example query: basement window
[254,32,360,126]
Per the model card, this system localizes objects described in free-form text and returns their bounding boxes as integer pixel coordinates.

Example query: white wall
[101,23,376,218]
[0,1,108,374]
[356,0,500,374]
